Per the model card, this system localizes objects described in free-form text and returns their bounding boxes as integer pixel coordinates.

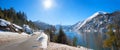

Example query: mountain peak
[88,11,108,21]
[74,11,108,30]
[96,11,108,14]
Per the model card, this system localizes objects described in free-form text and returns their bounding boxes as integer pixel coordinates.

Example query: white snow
[23,24,33,34]
[74,21,82,31]
[0,32,24,36]
[36,31,48,49]
[94,30,97,32]
[12,24,23,31]
[77,11,107,30]
[85,30,91,32]
[100,21,103,25]
[0,19,11,26]
[13,24,22,29]
[0,19,23,32]
[21,32,30,36]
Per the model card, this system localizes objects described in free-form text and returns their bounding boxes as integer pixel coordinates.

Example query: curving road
[0,32,42,50]
[0,32,89,50]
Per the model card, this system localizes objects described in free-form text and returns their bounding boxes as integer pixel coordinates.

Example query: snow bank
[0,19,11,26]
[0,19,23,32]
[23,24,33,34]
[12,24,23,32]
[13,24,22,29]
[36,32,48,49]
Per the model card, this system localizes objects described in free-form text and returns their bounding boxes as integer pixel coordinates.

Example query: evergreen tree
[44,26,57,42]
[57,26,68,44]
[44,29,53,42]
[0,7,4,18]
[0,7,39,30]
[73,37,77,46]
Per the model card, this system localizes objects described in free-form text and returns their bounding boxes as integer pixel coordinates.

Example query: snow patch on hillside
[0,19,11,26]
[77,11,107,30]
[13,24,22,29]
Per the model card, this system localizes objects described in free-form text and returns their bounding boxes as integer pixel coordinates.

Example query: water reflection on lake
[64,31,84,46]
[64,31,110,50]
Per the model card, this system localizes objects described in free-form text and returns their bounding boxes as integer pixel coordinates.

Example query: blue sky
[0,0,120,25]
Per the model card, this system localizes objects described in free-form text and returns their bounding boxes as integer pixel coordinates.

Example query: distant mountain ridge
[73,11,120,33]
[55,25,72,32]
[33,21,53,30]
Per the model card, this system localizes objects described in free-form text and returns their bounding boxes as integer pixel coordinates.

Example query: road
[0,32,42,50]
[0,32,89,50]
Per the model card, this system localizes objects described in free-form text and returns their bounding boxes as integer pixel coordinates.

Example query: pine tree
[0,8,4,18]
[0,7,39,30]
[73,37,77,46]
[57,26,68,44]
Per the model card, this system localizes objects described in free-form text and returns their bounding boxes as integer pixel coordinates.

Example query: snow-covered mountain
[73,11,120,33]
[72,21,83,31]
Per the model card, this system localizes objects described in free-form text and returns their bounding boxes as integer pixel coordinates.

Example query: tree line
[0,7,39,30]
[44,26,78,47]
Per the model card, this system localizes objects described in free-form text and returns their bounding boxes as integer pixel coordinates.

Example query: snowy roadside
[0,32,30,49]
[47,42,93,50]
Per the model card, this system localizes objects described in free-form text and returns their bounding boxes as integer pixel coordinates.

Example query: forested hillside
[0,7,38,30]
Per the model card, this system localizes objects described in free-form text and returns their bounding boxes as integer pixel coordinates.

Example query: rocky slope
[73,11,120,33]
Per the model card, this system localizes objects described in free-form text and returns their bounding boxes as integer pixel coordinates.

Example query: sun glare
[43,0,53,9]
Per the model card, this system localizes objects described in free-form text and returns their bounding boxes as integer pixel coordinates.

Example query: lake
[64,31,110,50]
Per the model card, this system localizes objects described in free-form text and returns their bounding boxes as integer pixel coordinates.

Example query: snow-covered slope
[0,19,11,26]
[74,11,107,31]
[72,21,83,31]
[0,19,33,34]
[0,19,23,32]
[73,11,120,33]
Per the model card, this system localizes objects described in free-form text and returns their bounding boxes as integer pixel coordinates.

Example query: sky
[0,0,120,25]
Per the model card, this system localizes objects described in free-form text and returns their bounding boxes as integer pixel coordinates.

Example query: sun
[43,0,53,9]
